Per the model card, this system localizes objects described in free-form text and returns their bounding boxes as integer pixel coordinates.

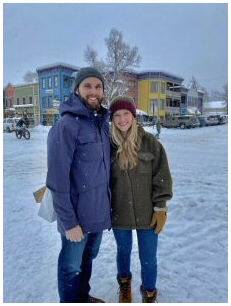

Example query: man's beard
[79,93,104,111]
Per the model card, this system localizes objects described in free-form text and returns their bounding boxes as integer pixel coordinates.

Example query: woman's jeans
[58,232,102,303]
[113,228,158,292]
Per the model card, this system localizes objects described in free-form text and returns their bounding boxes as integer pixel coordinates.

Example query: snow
[203,101,227,108]
[3,124,228,303]
[136,109,149,116]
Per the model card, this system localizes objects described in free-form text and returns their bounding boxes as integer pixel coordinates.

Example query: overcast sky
[3,2,228,93]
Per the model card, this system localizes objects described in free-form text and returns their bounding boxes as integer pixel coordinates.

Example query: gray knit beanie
[74,67,105,91]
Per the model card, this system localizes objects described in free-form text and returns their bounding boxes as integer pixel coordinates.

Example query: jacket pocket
[78,133,95,144]
[138,152,154,174]
[77,134,103,162]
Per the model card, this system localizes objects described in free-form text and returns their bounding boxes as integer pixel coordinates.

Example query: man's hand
[150,211,167,234]
[66,226,84,242]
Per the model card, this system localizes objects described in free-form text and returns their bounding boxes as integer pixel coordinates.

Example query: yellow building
[14,83,40,125]
[138,71,185,120]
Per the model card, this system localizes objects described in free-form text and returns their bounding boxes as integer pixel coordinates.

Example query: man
[46,67,111,303]
[16,116,28,128]
[156,119,161,139]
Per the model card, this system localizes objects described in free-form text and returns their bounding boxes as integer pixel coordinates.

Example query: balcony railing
[165,107,181,115]
[166,90,181,99]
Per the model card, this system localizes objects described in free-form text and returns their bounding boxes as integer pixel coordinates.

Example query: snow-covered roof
[36,62,80,72]
[138,70,184,80]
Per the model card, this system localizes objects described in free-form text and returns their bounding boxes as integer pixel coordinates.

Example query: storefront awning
[13,104,34,108]
[44,109,59,115]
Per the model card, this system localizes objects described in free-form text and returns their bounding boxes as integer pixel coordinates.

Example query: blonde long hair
[111,118,142,170]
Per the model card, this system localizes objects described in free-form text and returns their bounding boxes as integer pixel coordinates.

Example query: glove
[150,211,167,234]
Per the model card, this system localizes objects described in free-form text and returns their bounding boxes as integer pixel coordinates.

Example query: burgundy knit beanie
[110,95,137,118]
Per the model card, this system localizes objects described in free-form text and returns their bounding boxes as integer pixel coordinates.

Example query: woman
[109,95,173,303]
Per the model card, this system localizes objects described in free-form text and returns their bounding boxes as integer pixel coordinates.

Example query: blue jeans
[113,229,158,292]
[58,232,103,303]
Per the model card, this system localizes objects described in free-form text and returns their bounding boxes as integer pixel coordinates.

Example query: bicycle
[15,127,30,140]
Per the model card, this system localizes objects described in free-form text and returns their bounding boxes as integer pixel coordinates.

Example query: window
[151,82,158,93]
[63,76,70,88]
[34,95,39,105]
[173,100,180,107]
[48,96,53,108]
[152,99,158,112]
[161,99,165,110]
[42,78,46,89]
[161,82,166,94]
[181,96,186,105]
[23,97,26,104]
[42,97,47,109]
[48,77,52,88]
[17,98,20,105]
[54,75,58,87]
[29,96,33,104]
[128,81,136,90]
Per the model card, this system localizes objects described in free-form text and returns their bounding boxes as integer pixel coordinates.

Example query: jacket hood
[59,93,108,118]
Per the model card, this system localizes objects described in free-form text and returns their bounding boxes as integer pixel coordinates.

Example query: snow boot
[140,285,157,303]
[117,275,132,303]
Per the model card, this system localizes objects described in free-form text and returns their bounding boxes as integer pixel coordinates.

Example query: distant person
[109,95,173,303]
[46,67,111,303]
[42,119,47,126]
[16,117,28,128]
[156,119,161,139]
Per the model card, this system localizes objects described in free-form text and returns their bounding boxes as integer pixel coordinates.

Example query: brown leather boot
[117,276,132,303]
[140,286,158,303]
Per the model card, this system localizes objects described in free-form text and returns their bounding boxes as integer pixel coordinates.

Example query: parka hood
[59,93,108,118]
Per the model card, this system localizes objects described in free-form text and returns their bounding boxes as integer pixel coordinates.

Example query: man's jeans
[58,232,103,303]
[113,228,158,292]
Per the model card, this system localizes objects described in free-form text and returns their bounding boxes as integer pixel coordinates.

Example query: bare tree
[200,86,210,102]
[210,90,223,101]
[84,28,141,106]
[23,71,38,83]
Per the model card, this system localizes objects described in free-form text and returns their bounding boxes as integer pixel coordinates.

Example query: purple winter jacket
[46,93,111,235]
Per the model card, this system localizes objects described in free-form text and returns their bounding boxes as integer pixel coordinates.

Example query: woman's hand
[150,211,167,234]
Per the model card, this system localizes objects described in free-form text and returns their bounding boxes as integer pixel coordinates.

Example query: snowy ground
[3,124,228,303]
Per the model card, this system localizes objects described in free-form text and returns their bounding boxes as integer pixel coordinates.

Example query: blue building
[36,62,79,125]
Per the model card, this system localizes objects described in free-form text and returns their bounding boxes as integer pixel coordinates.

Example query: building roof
[138,70,184,81]
[14,82,39,88]
[36,62,80,72]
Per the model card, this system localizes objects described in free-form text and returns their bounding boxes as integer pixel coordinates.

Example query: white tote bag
[37,187,57,223]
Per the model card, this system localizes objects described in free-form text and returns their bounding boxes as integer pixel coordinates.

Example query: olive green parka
[110,125,173,229]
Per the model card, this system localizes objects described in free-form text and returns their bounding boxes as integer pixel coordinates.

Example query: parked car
[217,115,227,125]
[203,115,224,126]
[222,115,228,123]
[3,118,20,132]
[162,115,200,129]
